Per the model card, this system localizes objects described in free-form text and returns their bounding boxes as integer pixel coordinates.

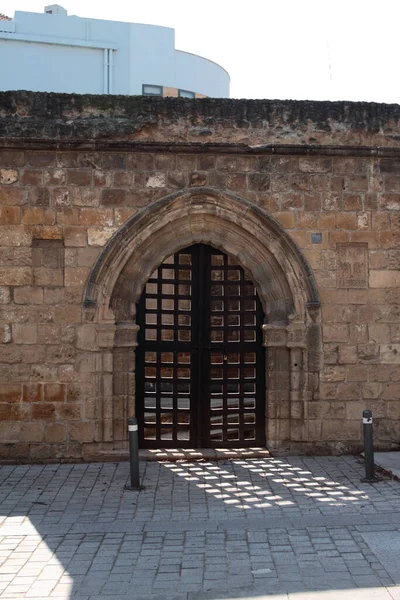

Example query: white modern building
[0,5,230,98]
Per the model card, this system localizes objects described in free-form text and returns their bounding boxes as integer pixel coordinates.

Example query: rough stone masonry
[0,91,399,462]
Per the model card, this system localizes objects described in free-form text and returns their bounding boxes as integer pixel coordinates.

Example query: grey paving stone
[1,456,400,598]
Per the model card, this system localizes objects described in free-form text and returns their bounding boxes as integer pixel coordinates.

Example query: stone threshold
[94,447,271,462]
[140,447,270,462]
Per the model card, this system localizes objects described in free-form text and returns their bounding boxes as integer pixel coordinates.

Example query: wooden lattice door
[136,244,266,448]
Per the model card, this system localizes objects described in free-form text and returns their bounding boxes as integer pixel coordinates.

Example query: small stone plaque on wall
[337,243,368,288]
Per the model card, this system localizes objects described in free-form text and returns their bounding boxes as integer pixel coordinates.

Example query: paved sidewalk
[1,455,400,599]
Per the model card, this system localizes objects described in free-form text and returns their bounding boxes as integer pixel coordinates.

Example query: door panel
[137,244,266,448]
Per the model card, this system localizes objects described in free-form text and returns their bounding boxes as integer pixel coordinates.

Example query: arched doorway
[83,187,321,454]
[136,244,265,448]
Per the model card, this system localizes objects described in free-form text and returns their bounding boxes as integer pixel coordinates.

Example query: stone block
[0,422,21,442]
[44,168,66,185]
[103,154,126,169]
[299,157,332,173]
[0,169,18,184]
[114,208,136,226]
[0,206,20,224]
[380,195,400,210]
[72,188,99,207]
[323,325,349,343]
[64,227,87,247]
[296,212,316,229]
[145,173,167,188]
[357,343,380,363]
[21,169,43,186]
[64,267,90,287]
[54,305,82,324]
[379,159,400,174]
[113,171,133,186]
[369,324,390,343]
[57,403,82,420]
[76,324,97,350]
[0,403,11,420]
[44,383,65,402]
[45,423,67,443]
[322,418,361,440]
[0,187,27,206]
[33,267,64,286]
[20,423,44,442]
[0,384,21,403]
[391,324,400,343]
[27,151,55,167]
[69,421,94,442]
[0,150,24,167]
[22,207,44,225]
[10,403,31,421]
[0,267,32,286]
[275,212,295,228]
[0,286,11,304]
[301,194,320,211]
[380,344,400,363]
[21,345,45,363]
[381,383,400,400]
[77,247,100,267]
[23,383,42,403]
[126,153,154,171]
[322,366,346,382]
[1,323,11,343]
[337,381,361,400]
[346,364,368,381]
[32,403,56,421]
[29,187,50,207]
[13,324,37,344]
[362,382,382,399]
[227,172,248,191]
[79,208,113,226]
[52,187,70,207]
[66,169,92,186]
[46,344,75,363]
[338,345,358,364]
[14,286,43,305]
[88,227,117,246]
[102,189,127,206]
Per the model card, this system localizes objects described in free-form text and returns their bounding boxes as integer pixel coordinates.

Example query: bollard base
[361,476,382,483]
[125,484,145,491]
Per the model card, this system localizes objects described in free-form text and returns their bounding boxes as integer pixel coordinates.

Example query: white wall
[0,40,104,94]
[0,9,230,97]
[175,51,230,98]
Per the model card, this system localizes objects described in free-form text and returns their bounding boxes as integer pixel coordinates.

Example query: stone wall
[0,91,399,462]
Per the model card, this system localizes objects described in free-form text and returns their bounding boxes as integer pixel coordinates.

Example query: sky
[1,0,399,104]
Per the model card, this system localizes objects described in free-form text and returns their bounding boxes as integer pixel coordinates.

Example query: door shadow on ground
[0,456,399,599]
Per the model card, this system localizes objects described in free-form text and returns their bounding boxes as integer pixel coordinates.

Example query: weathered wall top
[1,91,400,150]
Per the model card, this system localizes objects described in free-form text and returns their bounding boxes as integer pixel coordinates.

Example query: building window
[179,89,195,99]
[142,84,163,96]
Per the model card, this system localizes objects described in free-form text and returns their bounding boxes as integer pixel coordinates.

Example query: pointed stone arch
[83,187,321,453]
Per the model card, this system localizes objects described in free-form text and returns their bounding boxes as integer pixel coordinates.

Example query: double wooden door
[136,244,265,448]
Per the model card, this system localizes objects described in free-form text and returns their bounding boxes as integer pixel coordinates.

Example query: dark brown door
[136,244,266,448]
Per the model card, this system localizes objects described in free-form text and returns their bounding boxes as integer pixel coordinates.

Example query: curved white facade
[0,7,230,98]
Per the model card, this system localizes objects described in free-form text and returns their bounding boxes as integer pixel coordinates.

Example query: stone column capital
[262,322,307,348]
[114,323,140,348]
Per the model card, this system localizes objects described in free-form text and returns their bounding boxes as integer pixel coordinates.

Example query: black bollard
[362,409,377,482]
[125,417,144,491]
